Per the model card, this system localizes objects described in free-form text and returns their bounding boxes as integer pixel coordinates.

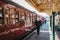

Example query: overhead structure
[26,0,60,16]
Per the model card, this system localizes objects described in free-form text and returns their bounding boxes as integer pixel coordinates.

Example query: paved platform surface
[24,22,50,40]
[24,32,50,40]
[40,22,49,31]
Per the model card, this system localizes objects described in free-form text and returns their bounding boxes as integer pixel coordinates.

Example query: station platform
[23,22,50,40]
[0,0,60,40]
[24,30,50,40]
[23,22,60,40]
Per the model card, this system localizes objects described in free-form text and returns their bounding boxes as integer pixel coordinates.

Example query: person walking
[35,18,42,35]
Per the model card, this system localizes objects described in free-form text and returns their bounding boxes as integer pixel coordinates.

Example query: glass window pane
[0,7,3,25]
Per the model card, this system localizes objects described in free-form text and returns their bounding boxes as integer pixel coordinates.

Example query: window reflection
[0,7,3,25]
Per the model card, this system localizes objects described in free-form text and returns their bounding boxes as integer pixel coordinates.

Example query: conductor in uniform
[35,17,41,35]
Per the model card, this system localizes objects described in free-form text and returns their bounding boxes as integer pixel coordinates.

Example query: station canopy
[26,0,60,16]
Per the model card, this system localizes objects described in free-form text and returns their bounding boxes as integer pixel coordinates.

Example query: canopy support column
[52,12,56,40]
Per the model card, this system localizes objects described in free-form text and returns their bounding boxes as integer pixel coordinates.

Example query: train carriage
[0,0,45,40]
[0,0,38,40]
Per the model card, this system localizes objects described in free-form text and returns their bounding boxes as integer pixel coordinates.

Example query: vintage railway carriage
[0,0,37,40]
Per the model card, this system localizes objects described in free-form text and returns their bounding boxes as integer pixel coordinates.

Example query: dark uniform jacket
[35,20,41,27]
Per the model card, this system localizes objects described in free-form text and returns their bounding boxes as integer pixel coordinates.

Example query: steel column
[52,12,55,40]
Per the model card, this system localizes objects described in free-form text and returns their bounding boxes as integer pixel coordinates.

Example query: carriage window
[30,13,32,25]
[12,14,15,24]
[0,7,3,25]
[5,8,9,24]
[15,12,19,24]
[25,13,31,27]
[21,13,25,21]
[33,14,35,22]
[12,9,15,24]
